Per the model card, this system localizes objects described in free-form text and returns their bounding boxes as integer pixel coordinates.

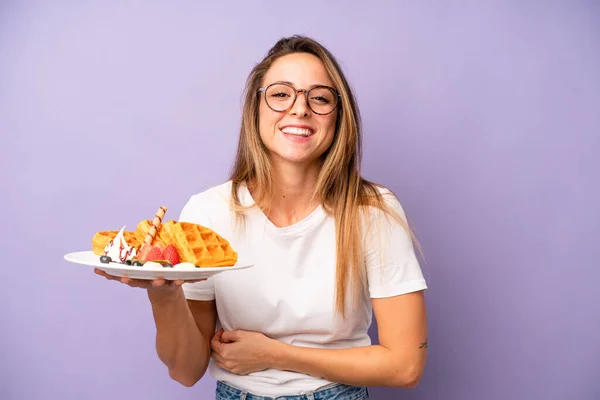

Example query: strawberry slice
[137,244,152,260]
[145,246,164,262]
[162,244,180,265]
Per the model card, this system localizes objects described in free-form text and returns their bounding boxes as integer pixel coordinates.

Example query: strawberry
[162,244,180,265]
[137,244,151,260]
[145,246,164,262]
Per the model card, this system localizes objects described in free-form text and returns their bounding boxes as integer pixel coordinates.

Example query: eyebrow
[271,80,333,89]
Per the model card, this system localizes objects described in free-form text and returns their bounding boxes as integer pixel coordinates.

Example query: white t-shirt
[180,181,427,397]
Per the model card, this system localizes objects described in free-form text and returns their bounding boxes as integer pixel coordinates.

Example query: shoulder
[362,182,408,222]
[178,180,234,225]
[186,180,233,208]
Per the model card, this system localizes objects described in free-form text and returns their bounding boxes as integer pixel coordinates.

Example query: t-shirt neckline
[238,182,326,237]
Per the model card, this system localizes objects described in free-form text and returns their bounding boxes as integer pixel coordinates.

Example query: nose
[289,89,310,117]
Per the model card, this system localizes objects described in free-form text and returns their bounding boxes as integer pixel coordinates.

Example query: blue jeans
[216,381,369,400]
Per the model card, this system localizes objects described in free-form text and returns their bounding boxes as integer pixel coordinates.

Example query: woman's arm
[149,289,217,387]
[271,290,427,388]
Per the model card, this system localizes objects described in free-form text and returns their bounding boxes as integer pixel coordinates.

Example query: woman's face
[258,52,338,168]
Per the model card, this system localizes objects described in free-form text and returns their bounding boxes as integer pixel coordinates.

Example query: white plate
[64,250,253,280]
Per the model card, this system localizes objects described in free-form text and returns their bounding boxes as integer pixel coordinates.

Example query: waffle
[92,230,142,252]
[92,220,238,267]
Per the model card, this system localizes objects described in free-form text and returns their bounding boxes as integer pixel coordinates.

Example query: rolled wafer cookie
[143,206,167,247]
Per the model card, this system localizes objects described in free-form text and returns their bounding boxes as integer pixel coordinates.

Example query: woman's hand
[210,329,282,375]
[93,268,206,293]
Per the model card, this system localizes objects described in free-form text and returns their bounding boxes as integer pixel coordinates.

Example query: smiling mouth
[280,126,315,137]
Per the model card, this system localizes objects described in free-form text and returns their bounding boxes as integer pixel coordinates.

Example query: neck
[263,158,323,227]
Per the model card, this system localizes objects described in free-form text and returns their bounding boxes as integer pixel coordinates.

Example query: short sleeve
[178,194,216,301]
[364,190,428,298]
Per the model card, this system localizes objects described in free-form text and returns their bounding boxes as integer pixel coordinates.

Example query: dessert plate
[64,251,253,281]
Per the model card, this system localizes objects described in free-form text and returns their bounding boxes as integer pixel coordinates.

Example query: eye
[310,95,330,104]
[270,91,290,98]
[309,87,335,104]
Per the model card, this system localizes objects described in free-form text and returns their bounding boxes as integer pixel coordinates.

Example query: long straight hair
[228,35,417,318]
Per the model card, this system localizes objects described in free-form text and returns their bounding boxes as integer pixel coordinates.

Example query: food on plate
[92,206,238,268]
[102,226,138,263]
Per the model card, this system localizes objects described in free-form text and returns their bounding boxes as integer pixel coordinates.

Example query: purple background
[1,1,599,399]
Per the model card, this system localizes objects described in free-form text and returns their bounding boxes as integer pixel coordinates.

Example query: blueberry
[162,263,173,268]
[123,260,132,265]
[132,260,143,267]
[100,255,111,264]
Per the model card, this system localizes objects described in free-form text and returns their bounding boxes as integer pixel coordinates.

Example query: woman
[96,35,428,399]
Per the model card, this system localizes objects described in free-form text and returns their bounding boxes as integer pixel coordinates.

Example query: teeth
[281,127,313,137]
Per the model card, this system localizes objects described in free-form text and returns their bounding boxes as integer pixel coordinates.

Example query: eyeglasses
[258,82,340,115]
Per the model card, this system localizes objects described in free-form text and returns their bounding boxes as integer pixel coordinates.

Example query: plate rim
[63,250,253,275]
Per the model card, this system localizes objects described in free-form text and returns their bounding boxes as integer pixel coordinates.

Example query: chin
[274,151,318,165]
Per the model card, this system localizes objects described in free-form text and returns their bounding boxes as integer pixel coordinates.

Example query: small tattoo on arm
[419,338,428,349]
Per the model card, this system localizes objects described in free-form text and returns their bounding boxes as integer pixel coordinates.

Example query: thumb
[221,330,240,343]
[213,328,224,340]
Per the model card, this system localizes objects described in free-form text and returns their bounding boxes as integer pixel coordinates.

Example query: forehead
[263,52,334,88]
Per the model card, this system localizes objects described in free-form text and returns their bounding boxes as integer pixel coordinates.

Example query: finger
[213,328,224,342]
[210,336,222,353]
[106,274,127,283]
[170,280,187,288]
[131,280,151,289]
[212,350,235,372]
[163,280,186,291]
[157,279,179,289]
[120,277,146,288]
[211,343,221,355]
[122,278,149,289]
[212,354,231,371]
[221,330,239,343]
[152,279,168,287]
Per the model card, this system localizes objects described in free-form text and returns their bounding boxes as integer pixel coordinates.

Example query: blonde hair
[229,35,418,318]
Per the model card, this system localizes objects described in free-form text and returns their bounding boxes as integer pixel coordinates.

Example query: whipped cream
[103,226,137,262]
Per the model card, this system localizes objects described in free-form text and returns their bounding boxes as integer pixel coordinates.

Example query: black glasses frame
[258,82,341,115]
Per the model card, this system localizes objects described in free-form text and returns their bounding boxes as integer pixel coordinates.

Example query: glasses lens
[265,83,295,112]
[308,87,337,114]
